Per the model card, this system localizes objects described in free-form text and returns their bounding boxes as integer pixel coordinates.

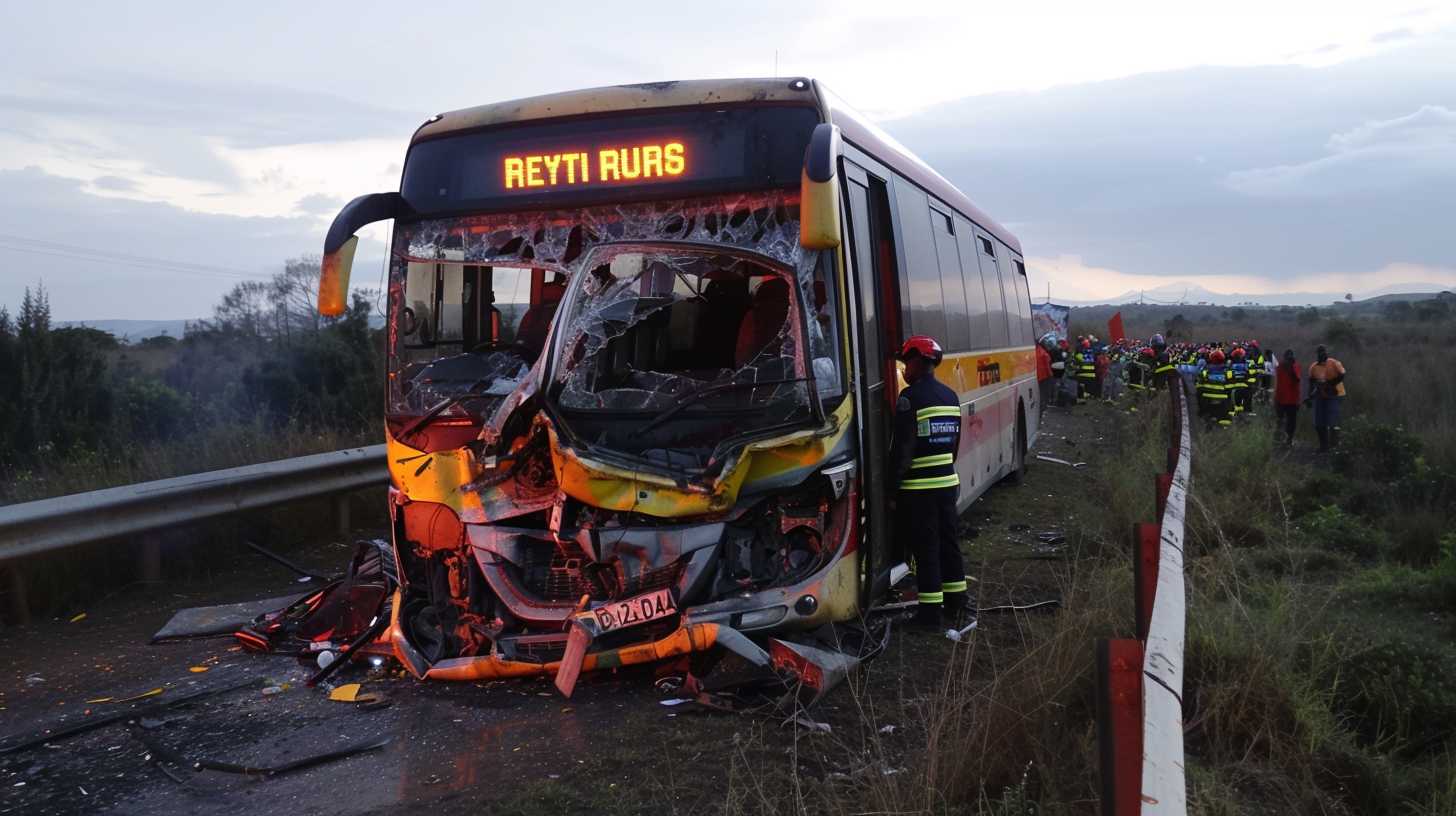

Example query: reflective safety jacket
[1230,360,1249,384]
[1153,351,1176,384]
[892,374,962,491]
[1075,351,1097,380]
[1198,366,1230,400]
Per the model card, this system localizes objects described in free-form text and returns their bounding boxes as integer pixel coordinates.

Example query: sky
[0,1,1453,319]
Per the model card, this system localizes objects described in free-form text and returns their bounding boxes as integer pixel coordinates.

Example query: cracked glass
[387,192,843,460]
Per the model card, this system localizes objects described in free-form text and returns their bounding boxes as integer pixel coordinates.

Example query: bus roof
[412,78,1021,255]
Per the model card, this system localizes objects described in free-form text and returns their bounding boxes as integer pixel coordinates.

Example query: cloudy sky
[1,1,1452,318]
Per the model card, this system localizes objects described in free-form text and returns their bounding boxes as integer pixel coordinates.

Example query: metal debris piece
[945,620,979,642]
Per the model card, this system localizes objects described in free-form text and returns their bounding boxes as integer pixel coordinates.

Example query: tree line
[0,258,383,473]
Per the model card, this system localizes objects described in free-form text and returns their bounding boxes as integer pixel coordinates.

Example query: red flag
[1108,312,1126,344]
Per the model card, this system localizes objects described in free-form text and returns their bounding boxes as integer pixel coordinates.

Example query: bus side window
[929,206,970,351]
[976,232,1010,348]
[991,243,1020,346]
[1010,258,1033,344]
[954,217,992,350]
[891,177,948,344]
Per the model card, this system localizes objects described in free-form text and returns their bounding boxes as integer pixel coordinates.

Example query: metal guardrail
[1098,382,1192,816]
[0,445,388,562]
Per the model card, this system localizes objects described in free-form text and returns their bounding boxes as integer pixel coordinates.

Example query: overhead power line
[0,232,275,281]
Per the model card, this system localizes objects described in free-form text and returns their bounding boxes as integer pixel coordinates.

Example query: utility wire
[0,232,273,281]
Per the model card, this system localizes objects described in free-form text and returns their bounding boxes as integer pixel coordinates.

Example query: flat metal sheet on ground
[151,594,301,641]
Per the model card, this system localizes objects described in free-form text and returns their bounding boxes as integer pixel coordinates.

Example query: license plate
[589,588,677,633]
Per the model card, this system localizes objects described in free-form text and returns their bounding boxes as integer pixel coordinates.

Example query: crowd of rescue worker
[1033,332,1348,451]
[888,331,1347,634]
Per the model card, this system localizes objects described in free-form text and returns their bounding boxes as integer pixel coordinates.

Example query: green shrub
[1334,419,1424,485]
[1296,505,1384,559]
[1331,640,1456,756]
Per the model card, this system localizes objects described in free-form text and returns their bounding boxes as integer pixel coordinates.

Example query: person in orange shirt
[1305,344,1346,452]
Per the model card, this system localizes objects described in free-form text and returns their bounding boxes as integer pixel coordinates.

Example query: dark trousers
[1039,378,1055,414]
[898,487,966,607]
[1276,403,1298,443]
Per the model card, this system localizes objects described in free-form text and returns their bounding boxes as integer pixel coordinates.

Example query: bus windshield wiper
[636,377,810,436]
[398,378,494,439]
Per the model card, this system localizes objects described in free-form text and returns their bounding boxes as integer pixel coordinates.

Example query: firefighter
[1248,340,1270,395]
[1197,349,1233,428]
[1149,333,1175,391]
[891,335,968,630]
[1228,346,1250,416]
[1075,338,1097,403]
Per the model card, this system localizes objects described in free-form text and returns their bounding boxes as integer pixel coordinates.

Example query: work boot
[943,591,973,630]
[1330,426,1341,449]
[909,604,943,632]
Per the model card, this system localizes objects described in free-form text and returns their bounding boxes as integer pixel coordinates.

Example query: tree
[1163,313,1192,340]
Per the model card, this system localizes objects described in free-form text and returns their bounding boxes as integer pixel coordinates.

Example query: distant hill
[1057,282,1453,308]
[58,319,193,343]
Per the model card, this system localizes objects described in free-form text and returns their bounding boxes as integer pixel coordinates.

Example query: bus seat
[698,277,750,368]
[734,278,790,367]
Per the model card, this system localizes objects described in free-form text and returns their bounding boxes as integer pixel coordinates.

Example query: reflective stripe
[910,453,954,469]
[900,474,960,490]
[915,406,961,420]
[918,591,944,604]
[941,580,968,593]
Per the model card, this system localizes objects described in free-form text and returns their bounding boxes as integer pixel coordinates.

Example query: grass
[0,420,377,505]
[709,307,1456,814]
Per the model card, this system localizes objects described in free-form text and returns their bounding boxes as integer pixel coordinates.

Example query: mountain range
[1057,282,1453,308]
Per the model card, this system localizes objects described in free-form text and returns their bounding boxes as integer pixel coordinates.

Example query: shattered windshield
[552,246,804,413]
[386,192,844,458]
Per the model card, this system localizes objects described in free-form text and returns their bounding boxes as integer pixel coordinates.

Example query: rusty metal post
[334,493,352,539]
[138,533,163,583]
[1134,522,1161,641]
[6,564,29,625]
[1097,638,1145,816]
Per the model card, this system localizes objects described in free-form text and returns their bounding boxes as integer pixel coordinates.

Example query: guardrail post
[5,564,29,625]
[334,494,352,539]
[1133,522,1160,641]
[1097,638,1144,816]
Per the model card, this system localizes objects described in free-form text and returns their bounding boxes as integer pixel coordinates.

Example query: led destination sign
[504,142,686,189]
[401,106,819,215]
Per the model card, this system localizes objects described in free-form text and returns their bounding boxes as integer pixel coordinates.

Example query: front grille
[513,537,682,602]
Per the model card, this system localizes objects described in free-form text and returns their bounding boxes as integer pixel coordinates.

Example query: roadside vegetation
[0,259,383,504]
[715,298,1456,814]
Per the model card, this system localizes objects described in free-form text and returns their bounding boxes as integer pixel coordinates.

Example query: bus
[316,78,1037,693]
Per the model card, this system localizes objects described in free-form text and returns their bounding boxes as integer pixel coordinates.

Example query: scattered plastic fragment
[878,724,897,734]
[658,698,691,707]
[69,613,87,623]
[188,667,209,674]
[85,697,113,704]
[115,688,164,703]
[785,714,832,734]
[329,684,363,702]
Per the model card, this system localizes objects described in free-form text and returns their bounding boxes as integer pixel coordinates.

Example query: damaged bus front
[318,82,875,695]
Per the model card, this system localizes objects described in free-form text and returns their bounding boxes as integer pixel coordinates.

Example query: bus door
[844,163,902,607]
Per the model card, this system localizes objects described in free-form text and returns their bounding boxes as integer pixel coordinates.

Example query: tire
[1003,409,1028,484]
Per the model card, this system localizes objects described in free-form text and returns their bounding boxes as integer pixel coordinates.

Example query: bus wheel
[1004,410,1028,484]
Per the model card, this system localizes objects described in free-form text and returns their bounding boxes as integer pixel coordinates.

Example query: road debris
[1035,454,1087,468]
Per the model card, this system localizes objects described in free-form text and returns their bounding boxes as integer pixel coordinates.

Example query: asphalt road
[0,405,1097,816]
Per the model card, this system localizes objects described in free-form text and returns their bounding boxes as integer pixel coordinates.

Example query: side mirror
[799,123,842,250]
[318,192,406,316]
